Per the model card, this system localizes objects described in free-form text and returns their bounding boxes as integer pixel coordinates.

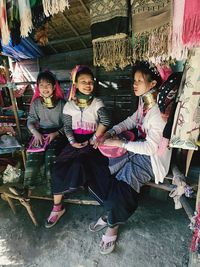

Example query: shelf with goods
[0,59,26,169]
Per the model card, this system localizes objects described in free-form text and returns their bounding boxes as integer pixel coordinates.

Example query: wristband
[107,129,116,137]
[30,128,37,134]
[121,140,129,149]
[58,129,63,136]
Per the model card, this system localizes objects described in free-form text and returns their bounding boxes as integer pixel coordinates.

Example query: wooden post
[2,59,22,141]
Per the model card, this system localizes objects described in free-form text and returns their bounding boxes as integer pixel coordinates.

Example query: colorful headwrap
[31,71,64,104]
[68,65,94,100]
[68,65,81,101]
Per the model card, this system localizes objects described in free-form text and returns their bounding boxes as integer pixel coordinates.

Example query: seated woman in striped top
[9,71,66,196]
[45,65,111,228]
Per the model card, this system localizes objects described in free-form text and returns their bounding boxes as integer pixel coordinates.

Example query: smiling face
[76,74,94,95]
[38,79,55,98]
[133,71,157,96]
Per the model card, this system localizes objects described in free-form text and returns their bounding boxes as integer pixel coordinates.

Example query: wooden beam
[79,0,90,15]
[48,33,91,45]
[60,13,87,48]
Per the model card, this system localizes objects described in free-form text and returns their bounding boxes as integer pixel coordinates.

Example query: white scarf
[18,0,33,37]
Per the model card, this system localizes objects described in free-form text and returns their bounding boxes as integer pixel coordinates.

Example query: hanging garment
[131,0,172,62]
[6,0,21,46]
[90,0,132,71]
[42,0,70,17]
[170,48,200,150]
[171,0,188,60]
[11,62,28,98]
[182,0,200,48]
[18,0,33,37]
[0,0,10,45]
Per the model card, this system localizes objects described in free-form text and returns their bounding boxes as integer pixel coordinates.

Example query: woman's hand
[32,131,44,146]
[103,138,123,147]
[71,141,88,148]
[45,132,59,143]
[93,132,112,149]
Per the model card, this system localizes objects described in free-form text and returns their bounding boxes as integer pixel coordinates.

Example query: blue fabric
[1,37,43,60]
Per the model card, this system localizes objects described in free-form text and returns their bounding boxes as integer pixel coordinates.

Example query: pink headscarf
[31,72,64,103]
[68,65,81,100]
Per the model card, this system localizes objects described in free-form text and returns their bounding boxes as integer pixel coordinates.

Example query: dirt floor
[0,189,194,267]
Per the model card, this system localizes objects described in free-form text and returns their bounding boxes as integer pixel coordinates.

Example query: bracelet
[91,133,97,141]
[58,129,63,136]
[30,128,37,134]
[107,129,116,137]
[121,140,129,149]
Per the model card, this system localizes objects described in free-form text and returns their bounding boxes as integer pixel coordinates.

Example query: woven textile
[90,0,132,71]
[170,48,200,150]
[131,0,172,62]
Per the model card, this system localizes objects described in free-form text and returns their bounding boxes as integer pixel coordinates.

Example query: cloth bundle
[2,164,21,183]
[90,0,132,71]
[131,0,172,62]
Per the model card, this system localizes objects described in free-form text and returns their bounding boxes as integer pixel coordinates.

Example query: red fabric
[190,205,200,252]
[182,0,200,47]
[31,80,64,103]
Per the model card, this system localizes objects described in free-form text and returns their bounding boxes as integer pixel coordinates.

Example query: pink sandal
[100,234,117,255]
[89,217,108,232]
[45,206,66,229]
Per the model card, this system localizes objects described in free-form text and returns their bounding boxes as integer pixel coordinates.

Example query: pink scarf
[182,0,200,47]
[171,0,188,59]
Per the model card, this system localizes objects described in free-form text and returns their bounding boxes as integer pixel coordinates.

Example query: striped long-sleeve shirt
[62,98,111,143]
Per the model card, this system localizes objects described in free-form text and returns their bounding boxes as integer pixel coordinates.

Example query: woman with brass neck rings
[87,61,172,255]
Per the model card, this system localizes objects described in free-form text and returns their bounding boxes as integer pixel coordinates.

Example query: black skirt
[86,152,139,227]
[51,134,109,194]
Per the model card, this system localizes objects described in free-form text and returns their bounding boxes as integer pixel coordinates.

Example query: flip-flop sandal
[45,208,66,229]
[100,234,117,255]
[89,217,108,232]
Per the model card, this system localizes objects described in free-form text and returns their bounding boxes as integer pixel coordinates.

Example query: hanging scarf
[131,0,172,62]
[6,0,21,46]
[0,0,10,45]
[182,0,200,48]
[90,0,132,71]
[32,0,50,29]
[171,0,188,60]
[18,0,33,37]
[75,90,94,108]
[42,0,70,17]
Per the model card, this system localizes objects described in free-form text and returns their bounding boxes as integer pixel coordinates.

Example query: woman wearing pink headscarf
[9,71,66,196]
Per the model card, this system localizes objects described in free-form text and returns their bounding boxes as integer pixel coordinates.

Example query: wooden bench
[0,164,197,226]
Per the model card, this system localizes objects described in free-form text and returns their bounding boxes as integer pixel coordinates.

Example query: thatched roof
[39,0,91,55]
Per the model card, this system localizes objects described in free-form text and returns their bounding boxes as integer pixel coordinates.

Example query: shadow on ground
[0,190,193,267]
